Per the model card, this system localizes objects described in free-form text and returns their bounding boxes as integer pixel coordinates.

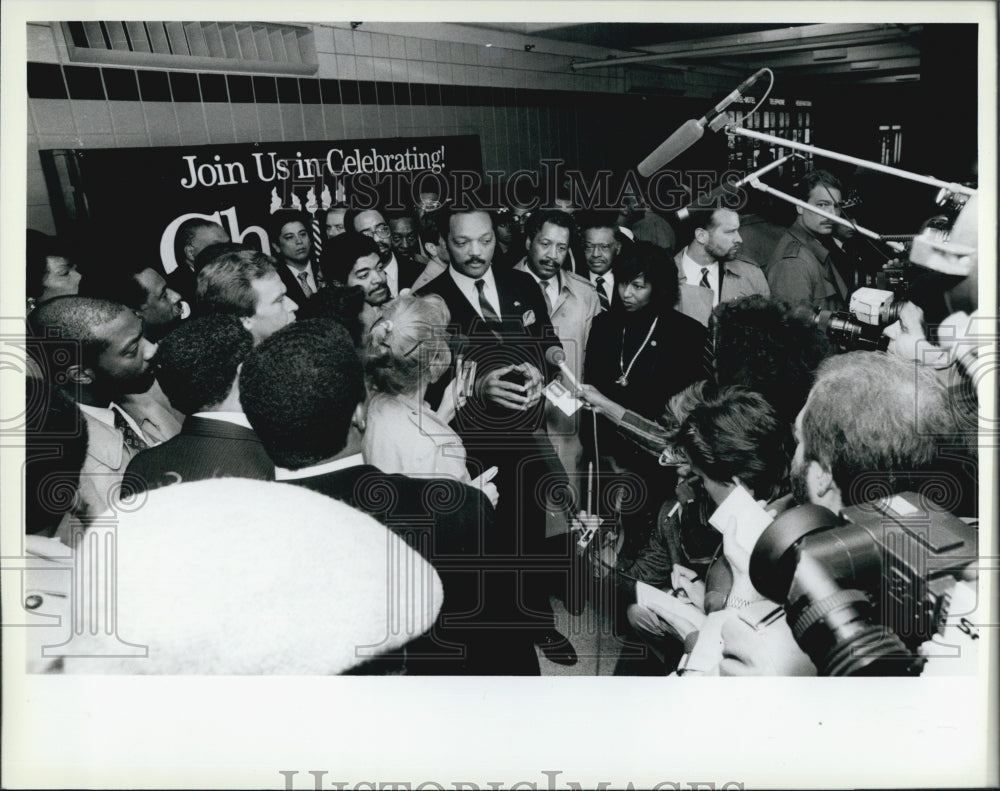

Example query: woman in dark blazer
[582,241,709,555]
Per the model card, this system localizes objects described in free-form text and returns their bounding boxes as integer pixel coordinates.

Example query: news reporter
[362,293,497,506]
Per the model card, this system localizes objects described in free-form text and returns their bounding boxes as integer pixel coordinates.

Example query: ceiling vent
[61,21,317,75]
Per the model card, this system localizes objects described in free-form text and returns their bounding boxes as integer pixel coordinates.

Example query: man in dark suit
[269,209,323,310]
[418,207,581,665]
[123,314,273,496]
[240,319,538,674]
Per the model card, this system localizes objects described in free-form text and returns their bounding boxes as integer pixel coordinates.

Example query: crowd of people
[22,165,983,676]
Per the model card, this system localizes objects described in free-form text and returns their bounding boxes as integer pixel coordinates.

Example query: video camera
[795,286,904,352]
[749,491,977,676]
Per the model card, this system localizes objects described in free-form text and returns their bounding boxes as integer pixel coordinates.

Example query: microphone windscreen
[638,119,704,177]
[545,345,567,366]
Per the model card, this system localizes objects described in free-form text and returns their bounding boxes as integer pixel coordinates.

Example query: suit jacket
[767,219,849,311]
[674,248,771,328]
[118,378,184,445]
[418,265,562,437]
[275,261,322,309]
[123,415,274,495]
[77,410,135,522]
[513,260,600,383]
[290,465,538,675]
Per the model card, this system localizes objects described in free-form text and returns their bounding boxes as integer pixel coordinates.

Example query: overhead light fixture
[850,61,880,70]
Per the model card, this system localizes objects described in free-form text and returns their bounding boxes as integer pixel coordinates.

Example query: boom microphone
[638,68,769,176]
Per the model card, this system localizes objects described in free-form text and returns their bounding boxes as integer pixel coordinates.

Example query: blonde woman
[362,293,498,506]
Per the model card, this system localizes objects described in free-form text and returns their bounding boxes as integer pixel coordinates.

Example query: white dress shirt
[79,402,150,444]
[191,411,253,429]
[681,249,720,307]
[588,270,615,304]
[286,261,320,295]
[274,452,365,481]
[382,254,399,297]
[448,265,501,319]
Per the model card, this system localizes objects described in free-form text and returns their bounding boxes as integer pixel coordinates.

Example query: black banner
[47,134,482,274]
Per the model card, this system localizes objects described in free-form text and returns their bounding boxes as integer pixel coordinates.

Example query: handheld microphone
[545,346,581,388]
[638,68,768,176]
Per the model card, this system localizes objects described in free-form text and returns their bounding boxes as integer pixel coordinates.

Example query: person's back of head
[56,478,443,674]
[196,249,276,318]
[240,319,365,470]
[713,295,833,425]
[675,384,792,503]
[79,258,150,311]
[293,282,366,343]
[155,314,253,415]
[798,351,958,506]
[193,241,252,275]
[363,293,452,396]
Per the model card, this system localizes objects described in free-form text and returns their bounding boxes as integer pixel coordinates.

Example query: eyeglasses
[583,243,614,254]
[361,223,391,239]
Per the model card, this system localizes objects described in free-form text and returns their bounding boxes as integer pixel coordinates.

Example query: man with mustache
[674,207,770,328]
[320,232,391,334]
[513,209,599,480]
[269,209,322,309]
[346,207,419,296]
[418,206,581,666]
[576,211,624,312]
[766,170,849,311]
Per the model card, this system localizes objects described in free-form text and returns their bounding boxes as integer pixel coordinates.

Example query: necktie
[474,279,502,325]
[113,407,148,454]
[540,279,554,313]
[595,276,610,312]
[297,270,314,297]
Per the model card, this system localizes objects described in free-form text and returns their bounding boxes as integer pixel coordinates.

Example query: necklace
[617,316,658,387]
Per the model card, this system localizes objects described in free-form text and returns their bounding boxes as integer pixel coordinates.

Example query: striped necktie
[474,279,502,325]
[595,276,610,311]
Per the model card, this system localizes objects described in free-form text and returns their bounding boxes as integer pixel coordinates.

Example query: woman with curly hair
[362,293,498,506]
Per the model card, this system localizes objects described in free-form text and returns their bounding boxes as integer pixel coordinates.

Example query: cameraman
[719,350,969,675]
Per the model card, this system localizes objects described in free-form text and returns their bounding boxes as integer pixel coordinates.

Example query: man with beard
[269,209,322,309]
[767,169,849,311]
[28,296,160,522]
[320,232,391,333]
[675,208,770,328]
[346,208,418,296]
